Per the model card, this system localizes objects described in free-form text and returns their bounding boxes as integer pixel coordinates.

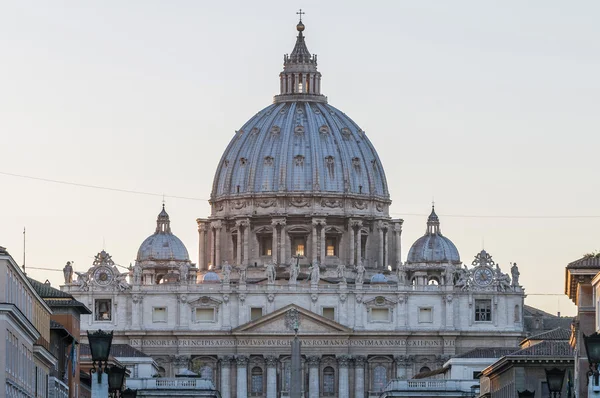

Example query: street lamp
[107,365,127,397]
[545,368,566,398]
[121,388,138,398]
[517,390,535,398]
[87,329,114,383]
[584,332,600,385]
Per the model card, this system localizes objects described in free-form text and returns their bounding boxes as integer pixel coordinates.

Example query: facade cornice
[0,303,41,342]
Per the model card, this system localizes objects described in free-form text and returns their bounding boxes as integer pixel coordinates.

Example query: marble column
[394,356,410,379]
[354,356,366,398]
[243,220,250,266]
[236,222,243,266]
[272,222,278,264]
[349,224,355,266]
[312,223,318,264]
[337,355,351,398]
[265,356,278,398]
[215,224,222,268]
[378,222,384,268]
[320,225,326,262]
[356,226,362,264]
[394,223,402,270]
[280,223,287,265]
[383,227,389,268]
[210,227,216,268]
[132,294,142,329]
[197,221,207,271]
[307,356,320,398]
[236,355,249,398]
[220,356,233,398]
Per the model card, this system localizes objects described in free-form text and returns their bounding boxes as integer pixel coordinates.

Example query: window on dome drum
[260,236,272,256]
[95,299,112,321]
[361,235,367,260]
[195,308,215,322]
[152,307,167,323]
[232,235,238,260]
[298,82,303,93]
[418,307,433,323]
[326,237,337,257]
[250,307,263,321]
[373,366,387,392]
[250,367,263,395]
[292,237,306,257]
[323,367,335,395]
[475,299,492,322]
[322,307,335,320]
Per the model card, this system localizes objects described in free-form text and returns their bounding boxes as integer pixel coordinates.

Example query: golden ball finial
[297,21,305,32]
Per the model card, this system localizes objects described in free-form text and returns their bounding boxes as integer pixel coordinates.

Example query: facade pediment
[232,304,352,335]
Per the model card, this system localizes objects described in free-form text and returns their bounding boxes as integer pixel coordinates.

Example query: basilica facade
[63,18,525,398]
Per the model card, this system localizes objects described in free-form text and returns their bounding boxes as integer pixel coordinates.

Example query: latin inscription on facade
[129,338,455,348]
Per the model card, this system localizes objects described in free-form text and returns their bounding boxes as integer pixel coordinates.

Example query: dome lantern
[274,12,327,104]
[406,206,461,264]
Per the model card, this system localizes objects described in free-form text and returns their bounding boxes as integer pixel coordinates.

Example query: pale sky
[1,1,599,316]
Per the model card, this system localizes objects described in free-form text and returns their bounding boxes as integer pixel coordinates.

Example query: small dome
[406,206,461,264]
[136,205,190,262]
[370,273,388,284]
[202,271,221,283]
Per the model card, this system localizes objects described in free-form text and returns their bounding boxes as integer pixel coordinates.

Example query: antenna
[22,227,26,274]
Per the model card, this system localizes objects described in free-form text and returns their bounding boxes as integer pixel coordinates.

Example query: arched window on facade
[514,305,520,322]
[323,367,335,395]
[428,277,439,285]
[419,366,431,374]
[373,365,387,392]
[251,367,263,395]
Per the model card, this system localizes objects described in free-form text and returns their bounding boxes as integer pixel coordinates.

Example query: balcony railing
[126,377,217,390]
[384,379,479,392]
[48,376,69,398]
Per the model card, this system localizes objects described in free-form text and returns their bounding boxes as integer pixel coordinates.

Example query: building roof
[454,347,518,359]
[509,341,574,357]
[566,255,600,269]
[27,277,73,298]
[524,327,571,342]
[80,344,150,358]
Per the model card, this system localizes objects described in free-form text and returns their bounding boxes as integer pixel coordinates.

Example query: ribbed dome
[202,271,221,283]
[211,102,389,199]
[136,205,190,262]
[210,20,389,201]
[406,207,461,264]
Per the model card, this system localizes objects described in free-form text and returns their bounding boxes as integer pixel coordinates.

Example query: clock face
[93,267,114,286]
[473,267,494,286]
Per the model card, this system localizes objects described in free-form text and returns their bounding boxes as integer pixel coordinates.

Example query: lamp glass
[518,390,535,398]
[87,330,113,362]
[107,366,126,391]
[545,368,565,393]
[585,333,600,364]
[121,388,138,398]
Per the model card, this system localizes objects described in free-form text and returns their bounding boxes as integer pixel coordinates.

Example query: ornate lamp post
[87,329,114,383]
[584,332,600,386]
[108,365,127,397]
[545,368,566,398]
[517,390,535,398]
[121,388,138,398]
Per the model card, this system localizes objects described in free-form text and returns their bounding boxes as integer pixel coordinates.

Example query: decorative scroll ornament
[93,250,115,267]
[472,249,495,267]
[256,199,276,208]
[289,197,310,207]
[233,200,247,209]
[321,199,342,208]
[353,200,368,210]
[285,308,300,331]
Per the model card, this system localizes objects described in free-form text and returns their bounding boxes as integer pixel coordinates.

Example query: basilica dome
[406,207,461,264]
[136,205,190,262]
[210,21,389,202]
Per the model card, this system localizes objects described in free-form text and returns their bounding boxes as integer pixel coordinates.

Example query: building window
[373,366,387,392]
[322,307,335,320]
[418,307,433,323]
[514,305,520,323]
[251,367,263,394]
[283,362,291,391]
[419,366,431,374]
[95,299,112,321]
[250,307,263,321]
[360,235,367,261]
[152,307,167,323]
[472,371,481,379]
[370,308,389,322]
[475,299,492,322]
[326,237,337,257]
[260,236,272,256]
[195,308,215,322]
[323,367,335,395]
[292,237,306,257]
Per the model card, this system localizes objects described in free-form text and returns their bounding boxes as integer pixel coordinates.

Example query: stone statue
[289,263,299,284]
[115,272,130,292]
[396,264,407,285]
[238,265,247,284]
[443,263,455,286]
[336,263,347,283]
[455,265,470,290]
[133,264,142,285]
[75,271,89,291]
[179,263,189,282]
[309,262,320,285]
[63,261,73,284]
[266,262,276,284]
[497,273,512,292]
[355,261,366,285]
[511,263,520,286]
[222,261,232,284]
